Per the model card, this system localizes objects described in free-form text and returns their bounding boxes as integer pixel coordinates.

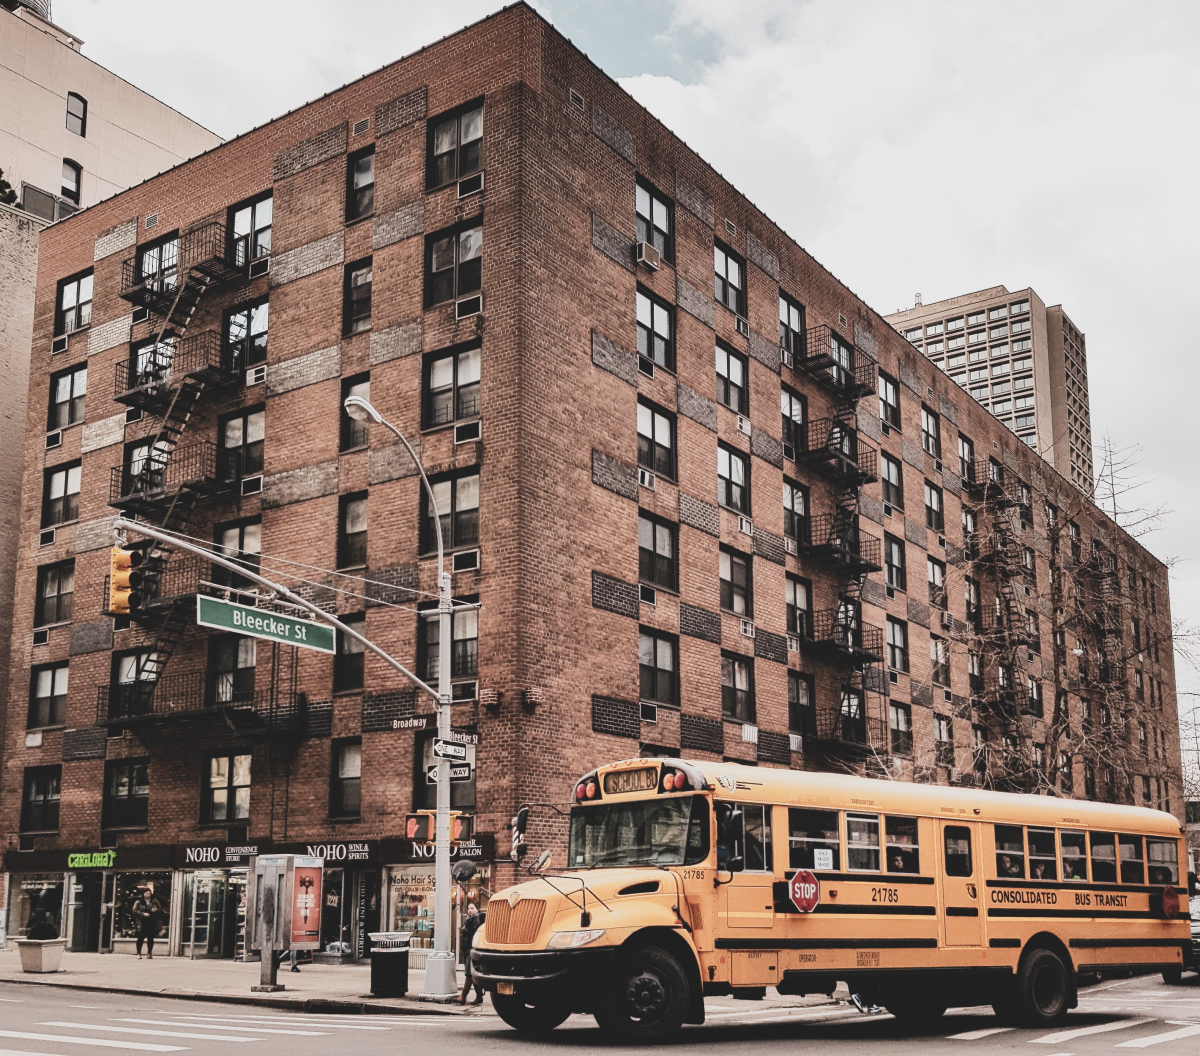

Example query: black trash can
[368,933,412,998]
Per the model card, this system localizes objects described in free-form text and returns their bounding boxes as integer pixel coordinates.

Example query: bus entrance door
[939,821,984,947]
[718,803,775,929]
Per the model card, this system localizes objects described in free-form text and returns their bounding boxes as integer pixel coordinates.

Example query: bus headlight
[546,929,606,949]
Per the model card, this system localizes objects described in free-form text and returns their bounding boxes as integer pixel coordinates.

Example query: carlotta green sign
[67,850,116,869]
[196,596,335,654]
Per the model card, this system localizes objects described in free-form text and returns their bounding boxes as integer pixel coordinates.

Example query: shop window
[29,662,68,729]
[13,875,65,939]
[103,759,149,829]
[331,739,362,817]
[113,874,171,952]
[203,754,251,822]
[21,766,61,832]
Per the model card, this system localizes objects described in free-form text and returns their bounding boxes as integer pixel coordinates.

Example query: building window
[890,704,912,755]
[331,739,362,817]
[636,287,674,371]
[103,760,149,829]
[783,479,808,542]
[48,364,86,431]
[424,343,481,427]
[42,461,81,527]
[137,234,179,292]
[426,223,482,307]
[786,575,810,638]
[638,513,677,591]
[230,194,272,267]
[61,159,81,205]
[65,92,87,136]
[962,507,977,558]
[210,635,256,704]
[639,629,678,706]
[881,453,903,508]
[55,271,93,335]
[1068,522,1081,562]
[789,671,815,736]
[21,766,61,832]
[924,481,944,531]
[334,614,366,693]
[219,406,264,483]
[927,556,947,608]
[721,653,754,722]
[715,342,748,414]
[878,371,900,428]
[959,434,975,480]
[29,663,68,729]
[637,399,675,479]
[781,385,805,452]
[35,560,74,627]
[635,179,673,261]
[921,406,941,457]
[779,292,805,358]
[203,754,251,823]
[341,374,370,450]
[422,472,479,553]
[884,534,906,591]
[344,257,372,334]
[338,493,368,568]
[965,577,981,629]
[887,617,908,673]
[717,445,749,513]
[346,147,375,222]
[719,548,752,617]
[226,300,269,371]
[1027,678,1044,718]
[420,601,479,696]
[934,713,954,765]
[213,519,261,590]
[427,101,483,188]
[713,241,746,315]
[931,636,950,687]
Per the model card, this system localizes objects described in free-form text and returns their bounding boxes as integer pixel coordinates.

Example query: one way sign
[433,738,468,761]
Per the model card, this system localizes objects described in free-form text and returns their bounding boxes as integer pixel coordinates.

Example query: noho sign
[788,869,821,913]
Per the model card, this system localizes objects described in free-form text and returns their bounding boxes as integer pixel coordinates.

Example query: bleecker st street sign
[197,596,335,654]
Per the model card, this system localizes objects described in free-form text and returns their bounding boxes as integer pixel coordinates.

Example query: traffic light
[109,547,144,614]
[405,811,434,842]
[451,814,474,842]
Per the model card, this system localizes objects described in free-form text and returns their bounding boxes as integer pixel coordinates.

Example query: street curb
[0,978,469,1016]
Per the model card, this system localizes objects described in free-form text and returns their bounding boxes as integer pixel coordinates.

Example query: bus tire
[491,993,571,1033]
[1015,948,1071,1027]
[594,943,690,1043]
[1161,966,1183,986]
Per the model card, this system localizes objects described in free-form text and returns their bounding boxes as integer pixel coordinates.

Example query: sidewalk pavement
[0,947,846,1018]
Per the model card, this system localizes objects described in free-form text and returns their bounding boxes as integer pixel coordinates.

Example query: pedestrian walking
[457,903,485,1005]
[133,888,162,959]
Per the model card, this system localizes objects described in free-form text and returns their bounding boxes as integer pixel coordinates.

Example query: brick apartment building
[1,3,1184,958]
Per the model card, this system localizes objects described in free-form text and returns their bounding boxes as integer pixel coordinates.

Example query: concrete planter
[16,938,68,973]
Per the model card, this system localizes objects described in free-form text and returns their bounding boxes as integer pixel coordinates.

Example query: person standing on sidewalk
[457,903,485,1005]
[133,888,162,959]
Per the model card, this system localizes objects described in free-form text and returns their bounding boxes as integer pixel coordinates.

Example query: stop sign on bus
[788,869,820,913]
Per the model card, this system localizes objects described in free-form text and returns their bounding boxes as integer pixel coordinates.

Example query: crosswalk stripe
[40,1023,259,1043]
[115,1021,332,1037]
[1116,1024,1200,1048]
[0,1031,185,1052]
[1032,1018,1156,1044]
[948,1027,1016,1040]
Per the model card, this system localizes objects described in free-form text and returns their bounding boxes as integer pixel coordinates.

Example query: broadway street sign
[197,596,335,654]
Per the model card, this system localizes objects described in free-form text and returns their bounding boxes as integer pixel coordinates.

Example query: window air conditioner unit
[787,634,800,653]
[639,584,656,606]
[784,536,797,556]
[132,306,149,324]
[454,420,481,444]
[782,443,796,462]
[738,516,753,537]
[39,529,55,547]
[635,241,661,270]
[640,701,658,723]
[52,335,68,355]
[789,733,803,753]
[736,316,749,338]
[249,257,270,278]
[889,670,899,684]
[452,549,480,573]
[740,618,755,639]
[737,415,751,436]
[455,294,483,320]
[941,611,955,630]
[125,408,142,424]
[949,768,962,783]
[247,365,266,386]
[742,723,758,744]
[458,171,484,199]
[638,467,655,490]
[45,431,61,450]
[241,475,262,496]
[781,348,793,369]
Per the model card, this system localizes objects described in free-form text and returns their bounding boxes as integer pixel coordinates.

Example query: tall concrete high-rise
[885,287,1094,492]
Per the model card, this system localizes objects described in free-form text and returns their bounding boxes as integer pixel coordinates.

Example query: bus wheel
[491,993,571,1033]
[594,944,690,1043]
[1161,966,1183,986]
[1015,949,1070,1027]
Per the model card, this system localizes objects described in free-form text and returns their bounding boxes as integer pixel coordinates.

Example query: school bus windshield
[569,795,709,868]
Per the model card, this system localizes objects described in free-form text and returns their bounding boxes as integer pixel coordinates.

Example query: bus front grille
[485,898,546,944]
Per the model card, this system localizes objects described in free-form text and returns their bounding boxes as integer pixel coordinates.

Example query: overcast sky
[55,0,1200,737]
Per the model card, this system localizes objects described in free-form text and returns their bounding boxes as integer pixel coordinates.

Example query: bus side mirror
[726,855,744,873]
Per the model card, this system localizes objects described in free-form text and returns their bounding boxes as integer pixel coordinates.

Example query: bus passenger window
[1146,838,1178,886]
[886,816,919,873]
[1090,832,1117,883]
[1027,828,1057,880]
[715,801,744,872]
[1118,835,1144,885]
[847,813,880,871]
[743,804,773,872]
[789,808,840,871]
[944,826,972,877]
[1060,830,1087,880]
[995,825,1025,878]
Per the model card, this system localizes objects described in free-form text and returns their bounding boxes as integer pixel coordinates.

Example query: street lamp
[344,394,457,1001]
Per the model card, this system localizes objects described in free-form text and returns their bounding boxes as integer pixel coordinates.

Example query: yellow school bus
[470,758,1189,1042]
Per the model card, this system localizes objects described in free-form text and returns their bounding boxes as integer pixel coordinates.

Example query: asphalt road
[0,973,1198,1054]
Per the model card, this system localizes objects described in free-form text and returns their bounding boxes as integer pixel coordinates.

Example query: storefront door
[70,872,112,952]
[182,871,228,957]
